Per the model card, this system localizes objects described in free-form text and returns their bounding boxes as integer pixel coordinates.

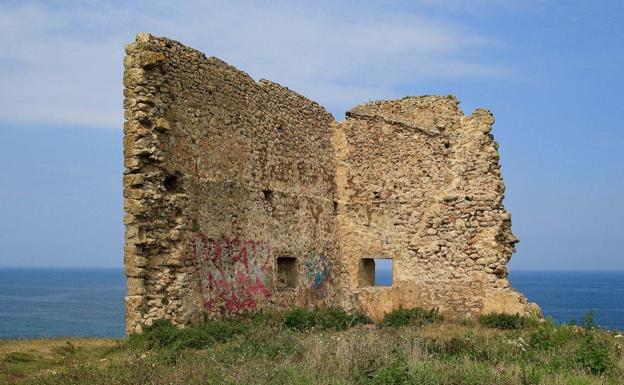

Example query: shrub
[127,319,177,350]
[581,309,597,330]
[127,318,248,352]
[479,312,536,330]
[380,307,441,328]
[282,308,370,331]
[363,358,411,385]
[575,332,612,375]
[282,308,317,331]
[529,317,575,350]
[317,308,371,330]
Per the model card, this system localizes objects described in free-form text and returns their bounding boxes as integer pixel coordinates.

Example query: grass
[1,308,623,385]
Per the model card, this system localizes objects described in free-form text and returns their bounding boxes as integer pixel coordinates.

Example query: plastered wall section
[123,33,340,333]
[332,96,538,320]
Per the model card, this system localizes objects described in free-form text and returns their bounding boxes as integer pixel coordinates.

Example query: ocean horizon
[0,268,622,339]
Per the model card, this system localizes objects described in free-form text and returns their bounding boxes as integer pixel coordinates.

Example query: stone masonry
[123,33,539,333]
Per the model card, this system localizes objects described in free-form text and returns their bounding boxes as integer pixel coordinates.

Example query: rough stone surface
[123,33,539,334]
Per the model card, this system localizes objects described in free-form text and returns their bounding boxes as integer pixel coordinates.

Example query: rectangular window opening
[359,257,393,287]
[277,256,298,289]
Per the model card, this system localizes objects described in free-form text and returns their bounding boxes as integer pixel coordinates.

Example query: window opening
[277,256,297,289]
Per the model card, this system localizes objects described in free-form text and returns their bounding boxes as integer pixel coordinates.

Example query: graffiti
[193,234,271,313]
[303,252,332,298]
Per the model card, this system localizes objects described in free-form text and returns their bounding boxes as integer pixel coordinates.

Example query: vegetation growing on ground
[380,306,441,327]
[1,308,622,385]
[478,312,538,330]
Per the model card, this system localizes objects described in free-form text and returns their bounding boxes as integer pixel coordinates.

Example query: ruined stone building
[123,33,538,333]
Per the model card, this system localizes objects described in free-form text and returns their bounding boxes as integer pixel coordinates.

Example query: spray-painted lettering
[193,234,271,313]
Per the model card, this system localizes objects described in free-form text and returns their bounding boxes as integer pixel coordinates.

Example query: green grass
[1,308,623,385]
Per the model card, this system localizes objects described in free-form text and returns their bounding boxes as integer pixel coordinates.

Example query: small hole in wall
[333,201,338,215]
[359,258,393,287]
[444,142,451,149]
[263,189,274,202]
[372,191,381,200]
[164,173,182,192]
[277,257,298,289]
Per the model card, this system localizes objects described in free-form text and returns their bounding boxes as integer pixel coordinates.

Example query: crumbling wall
[123,34,537,333]
[123,33,340,333]
[333,97,537,320]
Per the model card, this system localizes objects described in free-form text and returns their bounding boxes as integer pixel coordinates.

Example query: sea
[0,268,622,339]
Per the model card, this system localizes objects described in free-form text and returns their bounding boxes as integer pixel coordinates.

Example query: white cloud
[0,0,514,128]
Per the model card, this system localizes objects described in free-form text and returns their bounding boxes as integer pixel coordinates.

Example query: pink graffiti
[193,234,271,313]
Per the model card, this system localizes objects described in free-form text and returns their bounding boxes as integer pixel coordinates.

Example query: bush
[575,331,612,375]
[479,312,536,330]
[282,308,370,331]
[127,319,176,350]
[282,308,317,331]
[380,307,441,328]
[363,358,411,385]
[581,309,597,330]
[127,318,248,352]
[529,317,575,350]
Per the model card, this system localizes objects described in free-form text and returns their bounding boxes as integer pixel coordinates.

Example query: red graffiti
[193,234,271,313]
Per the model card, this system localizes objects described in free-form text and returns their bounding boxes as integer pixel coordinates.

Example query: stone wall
[123,34,537,333]
[123,33,340,333]
[333,97,537,320]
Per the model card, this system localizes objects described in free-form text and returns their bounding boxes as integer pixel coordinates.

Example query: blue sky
[0,0,622,269]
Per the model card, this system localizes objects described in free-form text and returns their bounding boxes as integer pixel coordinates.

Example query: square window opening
[277,256,298,289]
[359,257,393,287]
